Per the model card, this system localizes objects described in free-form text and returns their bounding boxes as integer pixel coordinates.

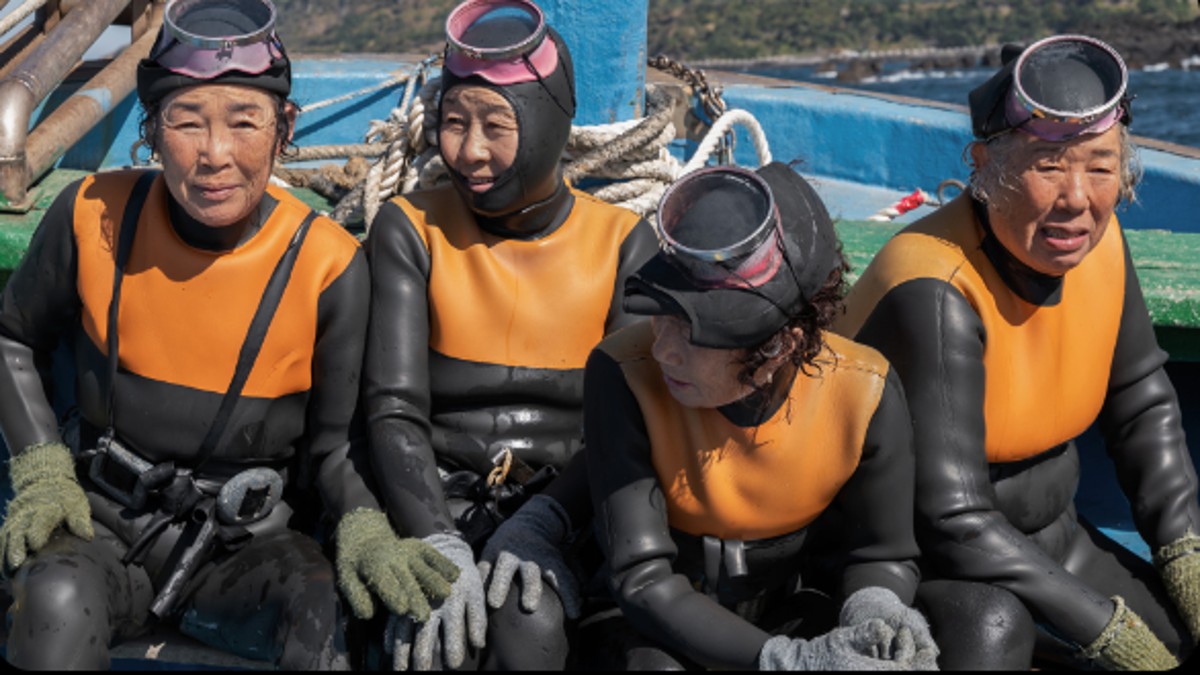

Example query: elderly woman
[582,162,938,670]
[363,0,657,668]
[838,35,1199,670]
[0,0,456,669]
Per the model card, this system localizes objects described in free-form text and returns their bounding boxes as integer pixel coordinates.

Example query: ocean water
[742,61,1200,149]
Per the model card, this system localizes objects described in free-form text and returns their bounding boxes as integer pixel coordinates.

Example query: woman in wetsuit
[582,162,939,670]
[0,0,457,669]
[362,0,657,668]
[838,35,1199,670]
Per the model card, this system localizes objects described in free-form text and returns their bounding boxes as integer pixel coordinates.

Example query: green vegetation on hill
[273,0,1199,60]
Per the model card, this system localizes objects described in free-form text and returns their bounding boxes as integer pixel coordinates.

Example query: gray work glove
[758,618,917,670]
[840,586,940,670]
[334,508,459,620]
[385,533,487,670]
[0,442,94,576]
[1078,595,1179,670]
[476,494,582,619]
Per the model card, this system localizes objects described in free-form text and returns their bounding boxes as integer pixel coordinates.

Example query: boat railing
[0,0,160,211]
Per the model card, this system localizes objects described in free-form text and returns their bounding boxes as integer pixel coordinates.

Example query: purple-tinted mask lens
[154,0,279,79]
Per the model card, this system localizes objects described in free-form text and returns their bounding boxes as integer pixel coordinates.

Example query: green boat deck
[5,168,1200,360]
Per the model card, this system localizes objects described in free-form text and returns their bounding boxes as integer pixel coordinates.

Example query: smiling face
[973,126,1123,276]
[157,84,292,228]
[438,85,520,195]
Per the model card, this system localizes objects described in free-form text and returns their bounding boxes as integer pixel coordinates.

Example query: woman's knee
[919,579,1036,669]
[484,584,570,670]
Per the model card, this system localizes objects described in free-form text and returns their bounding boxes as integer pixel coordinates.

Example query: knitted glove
[758,619,917,671]
[0,442,93,575]
[476,494,582,619]
[386,533,487,670]
[1153,532,1200,643]
[840,586,940,670]
[1078,596,1178,670]
[334,508,459,620]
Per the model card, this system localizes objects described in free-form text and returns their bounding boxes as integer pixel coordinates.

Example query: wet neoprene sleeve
[363,199,456,537]
[0,180,81,454]
[852,232,1198,647]
[1098,239,1200,549]
[584,348,919,668]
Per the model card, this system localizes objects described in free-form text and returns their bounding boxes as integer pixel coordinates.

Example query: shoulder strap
[192,208,318,472]
[106,170,160,430]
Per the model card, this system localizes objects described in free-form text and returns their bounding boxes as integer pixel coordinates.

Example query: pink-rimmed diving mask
[1005,34,1129,142]
[151,0,284,80]
[655,166,785,290]
[444,0,560,86]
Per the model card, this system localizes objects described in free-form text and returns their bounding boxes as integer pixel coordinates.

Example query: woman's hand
[0,442,93,575]
[333,508,459,620]
[476,493,582,619]
[386,533,487,670]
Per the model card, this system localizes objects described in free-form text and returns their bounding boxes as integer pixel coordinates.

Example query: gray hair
[966,125,1141,207]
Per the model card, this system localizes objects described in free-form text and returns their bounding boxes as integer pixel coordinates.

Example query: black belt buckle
[216,468,283,525]
[88,432,154,510]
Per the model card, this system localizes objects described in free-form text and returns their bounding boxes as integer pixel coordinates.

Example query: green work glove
[0,442,94,576]
[1153,532,1200,643]
[1078,596,1178,670]
[334,508,460,620]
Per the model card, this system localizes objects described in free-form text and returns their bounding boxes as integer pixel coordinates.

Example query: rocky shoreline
[720,17,1200,83]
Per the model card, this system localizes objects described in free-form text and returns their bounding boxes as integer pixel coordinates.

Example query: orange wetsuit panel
[838,196,1124,463]
[73,172,359,398]
[393,186,643,370]
[601,323,888,540]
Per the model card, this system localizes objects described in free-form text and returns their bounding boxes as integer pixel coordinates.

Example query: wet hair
[138,92,297,160]
[966,124,1141,206]
[735,244,850,389]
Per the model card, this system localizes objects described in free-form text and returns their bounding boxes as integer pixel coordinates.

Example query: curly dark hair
[735,243,850,390]
[138,93,297,160]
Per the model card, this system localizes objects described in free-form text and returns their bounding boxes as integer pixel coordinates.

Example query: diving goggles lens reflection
[1010,35,1127,139]
[155,0,281,79]
[444,0,558,84]
[656,167,783,289]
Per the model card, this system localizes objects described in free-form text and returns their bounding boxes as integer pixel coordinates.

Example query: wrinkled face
[157,84,289,228]
[977,126,1123,276]
[650,315,753,409]
[438,85,519,194]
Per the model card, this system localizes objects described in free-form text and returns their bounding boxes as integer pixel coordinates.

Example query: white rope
[301,74,408,114]
[0,0,47,38]
[678,109,772,177]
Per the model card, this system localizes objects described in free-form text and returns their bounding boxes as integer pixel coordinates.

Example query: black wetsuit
[838,194,1200,668]
[583,322,921,670]
[0,170,378,669]
[363,180,655,538]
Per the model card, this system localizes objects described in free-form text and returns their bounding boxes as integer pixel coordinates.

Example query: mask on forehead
[137,0,291,108]
[438,1,576,216]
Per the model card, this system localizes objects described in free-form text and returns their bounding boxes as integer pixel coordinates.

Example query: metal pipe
[0,20,45,82]
[25,7,161,185]
[24,6,161,185]
[0,0,130,206]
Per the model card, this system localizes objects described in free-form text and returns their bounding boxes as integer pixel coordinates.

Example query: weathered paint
[539,0,647,125]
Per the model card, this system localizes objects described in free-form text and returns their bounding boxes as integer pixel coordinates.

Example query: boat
[2,0,1199,667]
